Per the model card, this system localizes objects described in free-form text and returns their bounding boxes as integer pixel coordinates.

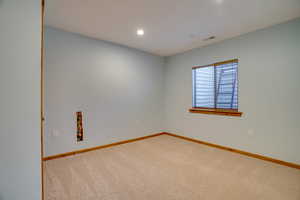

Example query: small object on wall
[76,111,84,142]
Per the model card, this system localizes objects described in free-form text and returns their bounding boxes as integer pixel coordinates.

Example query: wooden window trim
[192,59,241,116]
[189,107,242,117]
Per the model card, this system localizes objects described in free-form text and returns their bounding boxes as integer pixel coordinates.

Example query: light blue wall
[164,18,300,164]
[44,27,165,156]
[45,18,300,165]
[0,0,41,199]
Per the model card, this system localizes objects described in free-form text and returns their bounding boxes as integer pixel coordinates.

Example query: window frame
[190,59,242,117]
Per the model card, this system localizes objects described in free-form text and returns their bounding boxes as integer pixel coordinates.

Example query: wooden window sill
[189,108,243,117]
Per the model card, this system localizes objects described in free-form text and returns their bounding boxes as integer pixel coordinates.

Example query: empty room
[1,0,300,200]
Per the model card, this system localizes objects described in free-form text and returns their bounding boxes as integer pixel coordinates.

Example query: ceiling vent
[203,36,216,41]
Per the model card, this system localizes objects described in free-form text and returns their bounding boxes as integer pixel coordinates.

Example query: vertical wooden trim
[213,65,217,108]
[40,0,45,199]
[192,69,196,107]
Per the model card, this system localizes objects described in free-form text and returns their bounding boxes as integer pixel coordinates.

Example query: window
[190,59,242,116]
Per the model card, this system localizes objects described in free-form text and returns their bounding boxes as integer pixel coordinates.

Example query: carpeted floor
[44,135,300,200]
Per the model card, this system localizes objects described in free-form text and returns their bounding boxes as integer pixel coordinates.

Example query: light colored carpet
[44,135,300,200]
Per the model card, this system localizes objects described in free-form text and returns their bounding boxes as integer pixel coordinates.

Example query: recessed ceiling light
[137,29,144,36]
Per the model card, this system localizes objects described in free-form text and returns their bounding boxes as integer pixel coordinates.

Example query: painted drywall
[44,27,165,156]
[164,18,300,164]
[0,0,41,200]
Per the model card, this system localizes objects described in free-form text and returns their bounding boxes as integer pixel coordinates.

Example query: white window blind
[192,59,238,110]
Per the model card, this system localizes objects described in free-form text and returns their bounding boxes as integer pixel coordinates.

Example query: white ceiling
[45,0,300,56]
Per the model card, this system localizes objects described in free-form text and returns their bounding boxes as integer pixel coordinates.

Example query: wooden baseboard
[43,132,165,161]
[43,131,300,170]
[163,132,300,170]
